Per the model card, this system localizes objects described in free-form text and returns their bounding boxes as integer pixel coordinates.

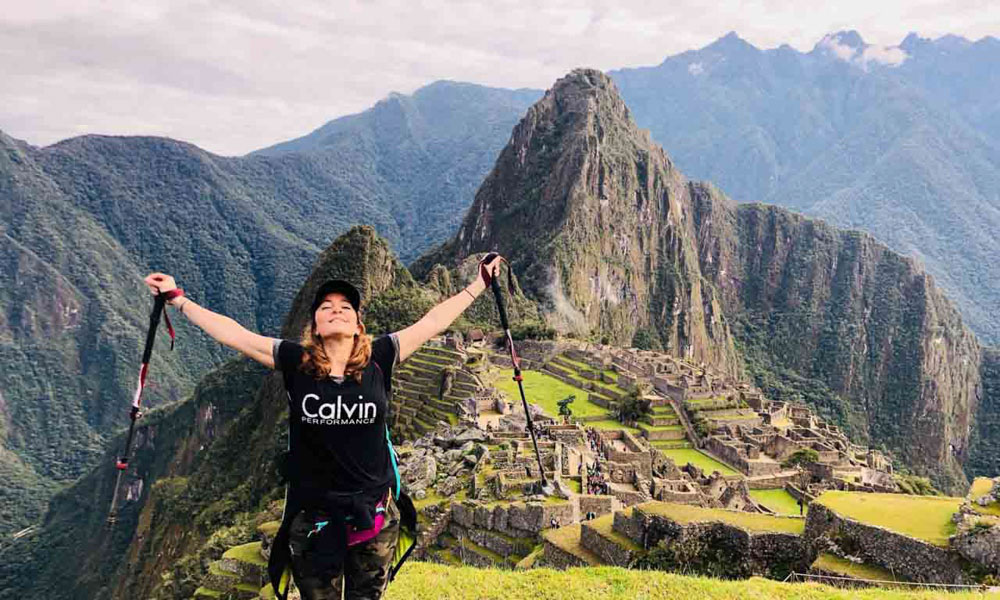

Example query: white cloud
[860,44,909,66]
[816,33,911,69]
[817,35,859,61]
[688,62,705,75]
[0,0,997,155]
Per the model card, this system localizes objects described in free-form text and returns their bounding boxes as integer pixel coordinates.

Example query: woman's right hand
[143,273,180,303]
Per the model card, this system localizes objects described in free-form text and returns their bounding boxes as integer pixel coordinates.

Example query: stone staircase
[391,344,482,440]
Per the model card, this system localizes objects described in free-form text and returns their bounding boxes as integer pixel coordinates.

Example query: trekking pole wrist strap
[162,288,185,304]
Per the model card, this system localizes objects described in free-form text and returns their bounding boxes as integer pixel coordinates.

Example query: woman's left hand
[479,252,504,287]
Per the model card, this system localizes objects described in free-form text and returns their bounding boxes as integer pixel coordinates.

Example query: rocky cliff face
[970,348,1000,477]
[415,69,742,378]
[692,188,982,490]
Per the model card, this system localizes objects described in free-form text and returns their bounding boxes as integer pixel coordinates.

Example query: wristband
[463,288,476,301]
[163,288,185,302]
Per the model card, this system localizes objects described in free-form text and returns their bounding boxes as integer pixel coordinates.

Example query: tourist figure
[142,253,503,600]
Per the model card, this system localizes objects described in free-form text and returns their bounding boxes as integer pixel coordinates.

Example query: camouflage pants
[288,491,400,600]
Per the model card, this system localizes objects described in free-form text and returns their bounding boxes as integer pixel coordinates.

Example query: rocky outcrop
[415,69,742,378]
[969,348,1000,477]
[692,186,982,491]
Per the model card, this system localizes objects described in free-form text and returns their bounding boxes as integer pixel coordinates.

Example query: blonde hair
[298,318,373,384]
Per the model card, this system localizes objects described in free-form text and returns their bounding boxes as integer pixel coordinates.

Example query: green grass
[815,492,962,546]
[413,489,467,510]
[257,520,280,538]
[651,440,693,450]
[750,489,805,516]
[811,553,900,582]
[657,449,739,476]
[638,501,805,534]
[495,370,609,419]
[565,478,582,494]
[557,355,597,372]
[582,419,642,434]
[221,541,265,566]
[584,511,641,551]
[541,524,600,566]
[383,562,986,598]
[970,478,994,498]
[639,423,683,431]
[968,478,1000,517]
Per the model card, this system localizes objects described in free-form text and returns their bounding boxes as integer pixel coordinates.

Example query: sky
[2,0,998,156]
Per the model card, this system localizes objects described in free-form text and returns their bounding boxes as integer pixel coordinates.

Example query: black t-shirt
[273,334,399,494]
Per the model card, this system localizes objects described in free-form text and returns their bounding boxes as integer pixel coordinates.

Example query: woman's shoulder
[274,339,306,372]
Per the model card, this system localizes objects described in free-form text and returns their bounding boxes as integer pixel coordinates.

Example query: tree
[782,448,820,469]
[616,383,653,426]
[557,394,575,422]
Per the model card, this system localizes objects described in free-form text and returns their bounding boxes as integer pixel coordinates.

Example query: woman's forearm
[424,277,488,334]
[172,298,253,351]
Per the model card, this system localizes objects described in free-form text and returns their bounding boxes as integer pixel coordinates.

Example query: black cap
[310,279,362,315]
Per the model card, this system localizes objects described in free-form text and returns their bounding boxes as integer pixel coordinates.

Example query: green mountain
[253,81,541,261]
[0,82,536,536]
[413,70,742,376]
[609,31,1000,345]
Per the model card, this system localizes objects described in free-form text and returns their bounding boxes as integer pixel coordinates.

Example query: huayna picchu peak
[415,69,742,377]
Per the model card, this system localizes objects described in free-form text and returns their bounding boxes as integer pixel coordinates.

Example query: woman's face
[313,292,361,340]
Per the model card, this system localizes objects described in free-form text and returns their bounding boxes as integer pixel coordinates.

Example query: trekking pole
[107,289,181,525]
[486,255,550,493]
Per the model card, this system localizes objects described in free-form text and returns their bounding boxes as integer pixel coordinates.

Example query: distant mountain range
[610,30,1000,344]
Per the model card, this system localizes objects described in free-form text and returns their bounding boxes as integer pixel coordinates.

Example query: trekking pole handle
[489,274,510,331]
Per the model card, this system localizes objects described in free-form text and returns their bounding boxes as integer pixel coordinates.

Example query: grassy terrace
[585,511,642,551]
[637,501,805,534]
[811,553,901,583]
[657,448,739,476]
[814,492,962,546]
[541,524,600,566]
[969,477,1000,517]
[384,563,991,599]
[222,541,265,565]
[495,369,609,419]
[584,419,641,434]
[413,489,467,511]
[750,488,805,516]
[556,355,597,372]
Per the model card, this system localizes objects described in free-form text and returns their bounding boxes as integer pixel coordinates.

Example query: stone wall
[451,500,577,538]
[745,472,806,490]
[578,494,621,517]
[804,503,973,584]
[952,525,1000,577]
[632,510,812,579]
